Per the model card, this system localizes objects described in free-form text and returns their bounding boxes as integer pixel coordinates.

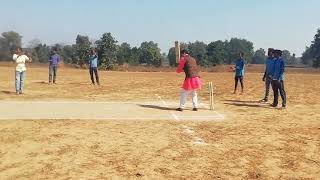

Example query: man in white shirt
[13,47,32,95]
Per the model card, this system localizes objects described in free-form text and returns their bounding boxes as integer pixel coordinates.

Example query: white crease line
[155,94,179,121]
[192,137,208,146]
[0,117,176,121]
[0,101,159,104]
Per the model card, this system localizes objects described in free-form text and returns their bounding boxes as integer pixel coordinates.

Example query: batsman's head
[180,49,189,56]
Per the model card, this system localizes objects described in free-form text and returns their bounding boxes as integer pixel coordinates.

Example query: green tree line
[0,30,310,69]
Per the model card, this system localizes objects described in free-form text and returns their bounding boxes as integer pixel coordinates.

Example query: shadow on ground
[137,104,176,111]
[1,91,16,95]
[224,99,271,109]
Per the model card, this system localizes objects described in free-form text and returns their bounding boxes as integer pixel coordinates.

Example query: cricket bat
[175,41,180,64]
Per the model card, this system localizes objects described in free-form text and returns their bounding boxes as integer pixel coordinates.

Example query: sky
[1,0,319,56]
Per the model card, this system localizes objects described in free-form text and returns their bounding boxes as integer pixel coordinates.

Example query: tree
[139,41,162,67]
[129,47,140,65]
[61,45,76,64]
[301,47,314,66]
[228,38,254,64]
[168,47,176,66]
[303,29,320,68]
[33,44,50,63]
[252,48,266,64]
[27,39,41,49]
[188,41,208,66]
[288,53,297,65]
[96,33,118,69]
[207,40,228,65]
[117,42,131,65]
[0,31,22,60]
[310,29,320,68]
[75,35,91,66]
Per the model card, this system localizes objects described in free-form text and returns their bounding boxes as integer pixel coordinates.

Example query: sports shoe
[192,108,198,111]
[260,98,268,103]
[176,108,183,112]
[270,104,277,108]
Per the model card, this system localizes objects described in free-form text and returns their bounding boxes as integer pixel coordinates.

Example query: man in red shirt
[176,50,202,111]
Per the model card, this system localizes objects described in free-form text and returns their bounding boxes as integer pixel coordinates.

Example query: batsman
[176,49,202,112]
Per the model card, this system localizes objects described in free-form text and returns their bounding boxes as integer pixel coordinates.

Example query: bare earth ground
[0,63,319,179]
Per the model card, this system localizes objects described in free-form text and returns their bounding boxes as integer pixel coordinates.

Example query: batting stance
[176,50,202,111]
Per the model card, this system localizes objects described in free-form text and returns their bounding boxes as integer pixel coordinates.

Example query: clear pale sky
[1,0,319,56]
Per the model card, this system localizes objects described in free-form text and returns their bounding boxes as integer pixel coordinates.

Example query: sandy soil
[0,64,319,179]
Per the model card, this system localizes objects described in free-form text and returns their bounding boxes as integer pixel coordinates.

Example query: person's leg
[272,80,279,107]
[191,90,198,110]
[239,76,244,93]
[179,89,190,110]
[53,65,57,83]
[280,80,287,107]
[20,71,25,93]
[89,67,95,84]
[234,76,239,93]
[49,65,53,83]
[94,68,100,85]
[15,71,20,94]
[263,78,271,101]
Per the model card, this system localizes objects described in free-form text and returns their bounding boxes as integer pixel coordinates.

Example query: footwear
[16,92,20,95]
[192,108,198,111]
[176,108,183,112]
[260,98,268,103]
[270,104,277,107]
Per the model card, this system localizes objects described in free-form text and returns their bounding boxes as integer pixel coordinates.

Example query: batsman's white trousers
[179,89,198,109]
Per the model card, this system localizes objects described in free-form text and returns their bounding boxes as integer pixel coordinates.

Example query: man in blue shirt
[261,48,275,102]
[48,48,60,84]
[234,52,245,94]
[271,50,286,108]
[88,48,100,85]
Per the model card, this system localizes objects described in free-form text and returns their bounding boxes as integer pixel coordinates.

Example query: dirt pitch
[0,63,319,179]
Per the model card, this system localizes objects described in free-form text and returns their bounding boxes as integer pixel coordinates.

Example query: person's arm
[176,57,186,73]
[279,60,285,80]
[240,60,244,70]
[48,55,52,62]
[262,60,267,81]
[25,55,32,63]
[57,55,60,63]
[13,54,18,61]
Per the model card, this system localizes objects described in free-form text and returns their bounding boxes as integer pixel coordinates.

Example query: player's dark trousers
[263,77,272,101]
[234,76,244,91]
[49,65,58,83]
[272,80,286,107]
[89,67,99,84]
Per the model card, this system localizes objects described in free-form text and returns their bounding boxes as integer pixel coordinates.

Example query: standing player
[176,50,202,111]
[88,48,100,85]
[234,52,245,94]
[271,50,286,108]
[48,48,60,84]
[13,47,32,95]
[261,48,275,102]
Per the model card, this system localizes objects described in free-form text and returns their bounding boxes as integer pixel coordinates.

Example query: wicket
[208,82,214,110]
